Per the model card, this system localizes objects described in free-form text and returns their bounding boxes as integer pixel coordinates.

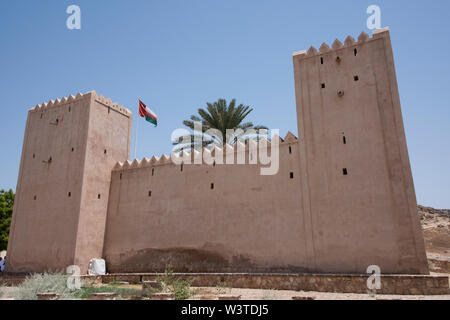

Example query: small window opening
[108,107,111,114]
[40,113,43,119]
[354,75,359,81]
[211,183,214,190]
[354,48,358,56]
[320,57,324,64]
[213,161,216,167]
[97,194,101,199]
[290,172,294,179]
[33,154,35,159]
[321,83,325,89]
[343,136,347,144]
[69,106,71,112]
[120,173,122,180]
[68,192,71,197]
[152,168,154,176]
[148,190,152,197]
[104,149,107,154]
[71,147,74,152]
[289,146,292,154]
[343,168,348,175]
[33,195,37,200]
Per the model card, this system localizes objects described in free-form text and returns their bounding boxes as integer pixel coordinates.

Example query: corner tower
[6,91,132,273]
[293,28,428,274]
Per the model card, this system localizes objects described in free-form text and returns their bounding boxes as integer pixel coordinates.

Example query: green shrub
[13,272,142,300]
[14,272,76,300]
[157,263,193,300]
[73,286,141,299]
[171,278,193,300]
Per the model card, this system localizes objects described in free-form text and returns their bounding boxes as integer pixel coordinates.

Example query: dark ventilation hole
[120,173,122,180]
[108,107,111,114]
[40,113,43,119]
[148,190,152,197]
[320,57,324,64]
[354,48,358,56]
[343,168,348,175]
[152,168,155,176]
[71,147,74,152]
[289,146,292,154]
[354,75,359,81]
[211,183,214,190]
[104,149,107,154]
[69,106,71,112]
[97,194,101,199]
[343,136,347,144]
[213,161,216,167]
[290,172,294,179]
[321,83,326,89]
[33,154,35,159]
[34,195,37,200]
[68,192,71,197]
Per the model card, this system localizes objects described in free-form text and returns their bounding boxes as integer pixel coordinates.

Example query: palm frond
[175,98,267,148]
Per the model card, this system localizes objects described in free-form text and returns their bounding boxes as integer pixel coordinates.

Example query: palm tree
[173,98,268,152]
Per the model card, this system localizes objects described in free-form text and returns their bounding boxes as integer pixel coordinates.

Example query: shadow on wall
[106,247,311,274]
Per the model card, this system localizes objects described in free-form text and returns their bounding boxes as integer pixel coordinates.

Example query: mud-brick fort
[6,28,429,275]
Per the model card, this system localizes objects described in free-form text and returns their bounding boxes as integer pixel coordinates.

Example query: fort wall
[6,27,429,275]
[103,136,304,273]
[6,92,132,273]
[102,28,428,275]
[293,28,428,274]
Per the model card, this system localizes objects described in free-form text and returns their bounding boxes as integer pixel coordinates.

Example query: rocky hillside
[419,205,450,218]
[418,205,450,273]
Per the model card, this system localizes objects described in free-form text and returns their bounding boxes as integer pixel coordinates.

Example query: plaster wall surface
[6,96,91,272]
[6,92,132,273]
[103,141,304,273]
[293,28,428,274]
[73,96,132,271]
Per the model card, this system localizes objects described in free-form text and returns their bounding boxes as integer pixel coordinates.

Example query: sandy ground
[1,284,449,300]
[189,287,450,300]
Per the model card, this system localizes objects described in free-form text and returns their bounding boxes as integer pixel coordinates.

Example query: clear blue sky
[0,0,449,208]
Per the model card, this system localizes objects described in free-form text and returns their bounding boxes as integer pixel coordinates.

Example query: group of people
[0,256,6,272]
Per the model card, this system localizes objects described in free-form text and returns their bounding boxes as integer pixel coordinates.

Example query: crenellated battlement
[292,27,389,58]
[95,93,132,117]
[29,90,132,118]
[113,131,298,171]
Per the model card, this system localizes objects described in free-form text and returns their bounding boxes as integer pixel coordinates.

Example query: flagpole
[134,102,139,159]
